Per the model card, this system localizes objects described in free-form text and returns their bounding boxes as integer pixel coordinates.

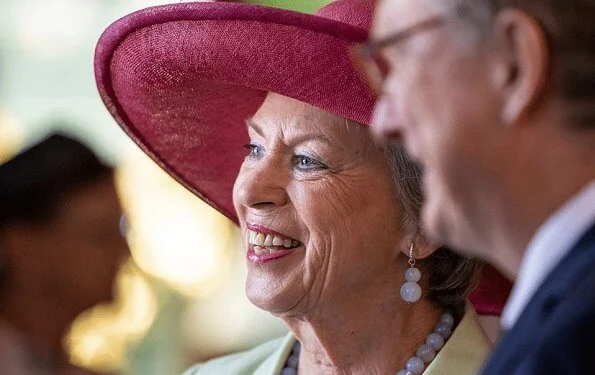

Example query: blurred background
[0,0,330,374]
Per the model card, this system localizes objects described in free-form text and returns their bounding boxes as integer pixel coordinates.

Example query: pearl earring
[400,242,422,303]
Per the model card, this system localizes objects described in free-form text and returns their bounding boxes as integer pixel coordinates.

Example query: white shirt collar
[501,179,595,329]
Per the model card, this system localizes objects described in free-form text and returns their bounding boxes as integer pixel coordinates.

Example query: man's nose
[371,95,404,142]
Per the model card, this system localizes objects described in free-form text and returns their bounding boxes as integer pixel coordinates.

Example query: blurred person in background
[95,1,512,374]
[368,0,595,374]
[0,133,129,375]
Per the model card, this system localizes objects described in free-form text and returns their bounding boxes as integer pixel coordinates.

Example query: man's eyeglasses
[352,6,466,95]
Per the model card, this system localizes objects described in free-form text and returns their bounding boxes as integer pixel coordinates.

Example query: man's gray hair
[468,0,595,126]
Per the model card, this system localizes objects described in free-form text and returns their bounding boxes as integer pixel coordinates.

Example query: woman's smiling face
[233,93,406,316]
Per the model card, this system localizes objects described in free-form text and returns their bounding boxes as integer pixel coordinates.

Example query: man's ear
[488,9,549,126]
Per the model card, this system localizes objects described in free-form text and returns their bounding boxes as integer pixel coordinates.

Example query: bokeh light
[117,148,236,298]
[0,108,24,163]
[66,260,158,373]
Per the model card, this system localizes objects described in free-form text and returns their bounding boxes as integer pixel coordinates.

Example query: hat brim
[95,2,374,223]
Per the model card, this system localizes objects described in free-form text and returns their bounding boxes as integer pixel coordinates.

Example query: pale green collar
[255,305,490,375]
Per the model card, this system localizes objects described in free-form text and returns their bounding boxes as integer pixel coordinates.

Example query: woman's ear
[399,231,441,260]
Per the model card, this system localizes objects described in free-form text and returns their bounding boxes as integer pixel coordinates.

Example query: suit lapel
[482,222,595,374]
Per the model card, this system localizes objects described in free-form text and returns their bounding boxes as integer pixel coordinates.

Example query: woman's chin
[246,280,301,315]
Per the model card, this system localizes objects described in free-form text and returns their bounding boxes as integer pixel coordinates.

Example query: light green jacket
[183,306,490,375]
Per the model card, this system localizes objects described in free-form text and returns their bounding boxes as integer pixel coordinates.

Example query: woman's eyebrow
[245,117,264,137]
[245,117,334,147]
[290,133,334,147]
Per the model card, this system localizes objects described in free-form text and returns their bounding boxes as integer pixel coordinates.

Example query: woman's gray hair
[383,141,483,313]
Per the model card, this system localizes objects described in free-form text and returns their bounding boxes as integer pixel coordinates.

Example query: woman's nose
[234,156,289,210]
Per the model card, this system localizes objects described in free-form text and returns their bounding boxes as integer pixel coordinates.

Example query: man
[0,134,128,374]
[365,0,595,373]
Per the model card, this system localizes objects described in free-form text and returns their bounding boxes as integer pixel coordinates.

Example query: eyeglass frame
[353,4,469,95]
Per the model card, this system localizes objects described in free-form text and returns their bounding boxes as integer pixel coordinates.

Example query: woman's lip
[246,245,300,264]
[246,223,294,238]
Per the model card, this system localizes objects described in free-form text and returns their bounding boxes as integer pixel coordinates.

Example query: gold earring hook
[408,242,416,268]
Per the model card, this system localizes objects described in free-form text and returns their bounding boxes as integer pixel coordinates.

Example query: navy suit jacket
[482,222,595,374]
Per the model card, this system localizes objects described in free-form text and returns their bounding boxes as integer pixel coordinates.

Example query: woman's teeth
[247,230,301,252]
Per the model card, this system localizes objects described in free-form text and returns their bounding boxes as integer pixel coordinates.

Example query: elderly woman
[95,0,509,373]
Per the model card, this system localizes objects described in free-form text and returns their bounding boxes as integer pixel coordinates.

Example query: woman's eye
[244,144,262,158]
[293,155,326,171]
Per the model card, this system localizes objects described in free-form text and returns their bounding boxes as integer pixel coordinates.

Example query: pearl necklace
[281,312,455,375]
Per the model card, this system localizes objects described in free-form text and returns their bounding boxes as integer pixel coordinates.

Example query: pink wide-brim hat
[95,0,375,222]
[95,0,511,314]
